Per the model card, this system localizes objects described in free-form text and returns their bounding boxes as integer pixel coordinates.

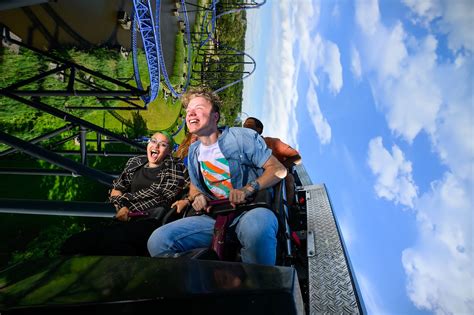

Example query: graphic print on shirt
[198,142,232,199]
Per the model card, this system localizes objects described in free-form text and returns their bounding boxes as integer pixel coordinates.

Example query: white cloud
[332,2,340,20]
[360,21,408,81]
[440,1,474,53]
[261,1,343,147]
[355,0,380,36]
[381,23,408,78]
[351,45,362,79]
[367,137,418,208]
[320,36,343,94]
[306,82,331,145]
[432,55,474,179]
[402,0,442,26]
[357,0,474,313]
[294,0,318,35]
[383,35,441,142]
[403,0,474,52]
[242,9,262,118]
[262,1,299,147]
[305,34,343,94]
[262,0,341,148]
[295,5,342,146]
[402,173,473,315]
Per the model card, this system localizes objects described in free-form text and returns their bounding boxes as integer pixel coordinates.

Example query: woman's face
[147,133,170,167]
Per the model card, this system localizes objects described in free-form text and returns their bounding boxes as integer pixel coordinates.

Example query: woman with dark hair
[61,131,188,256]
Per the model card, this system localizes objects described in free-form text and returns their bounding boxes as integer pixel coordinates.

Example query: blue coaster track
[132,0,192,104]
[155,0,193,98]
[132,0,161,104]
[131,0,264,104]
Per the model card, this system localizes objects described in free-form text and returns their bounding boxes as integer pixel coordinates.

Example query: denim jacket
[188,126,272,199]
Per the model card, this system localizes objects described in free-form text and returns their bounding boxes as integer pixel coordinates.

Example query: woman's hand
[171,199,190,214]
[115,206,129,221]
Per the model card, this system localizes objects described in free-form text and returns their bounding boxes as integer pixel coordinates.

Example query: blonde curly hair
[181,87,222,123]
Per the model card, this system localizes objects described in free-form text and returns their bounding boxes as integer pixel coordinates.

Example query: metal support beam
[8,90,146,97]
[64,106,146,110]
[21,6,54,44]
[55,150,138,157]
[97,132,102,152]
[0,123,75,157]
[0,131,115,186]
[67,65,76,92]
[205,61,254,65]
[79,126,87,165]
[48,133,78,149]
[5,64,68,90]
[0,30,147,99]
[0,90,146,152]
[204,70,249,74]
[0,199,115,217]
[0,168,119,177]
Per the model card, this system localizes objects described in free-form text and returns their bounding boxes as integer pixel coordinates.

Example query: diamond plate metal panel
[305,185,362,315]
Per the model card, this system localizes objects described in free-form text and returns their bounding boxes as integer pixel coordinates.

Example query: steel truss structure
[1,25,147,110]
[0,25,148,184]
[0,92,146,183]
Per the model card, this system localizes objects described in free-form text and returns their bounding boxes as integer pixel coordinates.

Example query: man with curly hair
[148,88,287,265]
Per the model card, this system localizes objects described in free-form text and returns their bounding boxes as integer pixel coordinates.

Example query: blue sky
[242,1,473,314]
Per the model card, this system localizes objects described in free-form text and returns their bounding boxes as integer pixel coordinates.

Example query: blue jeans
[147,207,278,265]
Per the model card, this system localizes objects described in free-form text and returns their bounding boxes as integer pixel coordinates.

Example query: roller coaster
[0,0,261,180]
[0,1,365,314]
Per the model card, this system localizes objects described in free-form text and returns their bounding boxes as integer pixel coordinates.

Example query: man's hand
[229,187,253,208]
[115,206,129,221]
[192,194,211,213]
[172,199,190,214]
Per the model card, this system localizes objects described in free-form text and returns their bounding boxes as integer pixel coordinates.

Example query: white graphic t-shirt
[198,141,232,199]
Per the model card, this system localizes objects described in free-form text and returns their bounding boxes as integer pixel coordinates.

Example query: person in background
[243,117,302,206]
[147,87,287,265]
[60,131,188,256]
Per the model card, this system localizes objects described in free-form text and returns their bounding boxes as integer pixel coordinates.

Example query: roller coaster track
[131,0,193,103]
[132,0,161,104]
[131,0,265,104]
[196,0,265,93]
[155,0,192,98]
